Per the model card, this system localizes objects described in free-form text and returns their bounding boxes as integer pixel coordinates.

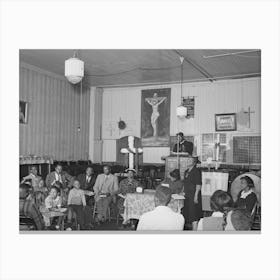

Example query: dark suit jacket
[76,173,96,191]
[173,140,193,154]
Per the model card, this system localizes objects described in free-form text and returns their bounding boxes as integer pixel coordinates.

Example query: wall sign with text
[182,97,195,118]
[215,113,237,131]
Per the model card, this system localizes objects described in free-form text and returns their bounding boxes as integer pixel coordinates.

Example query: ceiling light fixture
[65,51,84,84]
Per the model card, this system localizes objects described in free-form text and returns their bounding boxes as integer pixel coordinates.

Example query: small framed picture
[19,101,28,124]
[215,113,236,131]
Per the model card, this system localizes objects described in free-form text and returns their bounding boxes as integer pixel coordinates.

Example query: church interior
[19,49,261,231]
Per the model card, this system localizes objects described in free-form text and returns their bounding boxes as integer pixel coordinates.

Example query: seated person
[77,167,96,206]
[21,165,42,190]
[93,165,119,223]
[34,178,48,194]
[137,186,185,231]
[45,163,74,190]
[33,191,47,211]
[19,183,45,230]
[172,132,193,155]
[197,190,233,231]
[53,181,68,206]
[67,180,93,230]
[161,169,184,194]
[117,168,142,219]
[235,176,258,213]
[224,209,252,231]
[77,167,96,190]
[44,186,63,229]
[45,186,62,209]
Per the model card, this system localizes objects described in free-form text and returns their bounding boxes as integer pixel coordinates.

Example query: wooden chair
[251,202,261,230]
[93,201,111,223]
[19,215,37,230]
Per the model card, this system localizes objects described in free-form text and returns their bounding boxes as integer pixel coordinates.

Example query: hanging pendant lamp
[65,51,84,84]
[176,56,188,118]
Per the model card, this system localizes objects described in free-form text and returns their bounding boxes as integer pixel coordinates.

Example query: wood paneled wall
[20,63,90,161]
[100,77,261,163]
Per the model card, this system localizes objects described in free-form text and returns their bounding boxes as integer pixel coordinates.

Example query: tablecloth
[123,192,184,223]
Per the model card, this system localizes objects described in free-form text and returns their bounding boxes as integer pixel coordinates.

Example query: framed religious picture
[19,101,28,124]
[141,88,171,147]
[215,113,236,131]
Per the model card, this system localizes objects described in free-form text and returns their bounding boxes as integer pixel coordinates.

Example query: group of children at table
[44,179,93,230]
[28,179,92,230]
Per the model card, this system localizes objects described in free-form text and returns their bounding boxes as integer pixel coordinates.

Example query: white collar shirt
[137,206,185,231]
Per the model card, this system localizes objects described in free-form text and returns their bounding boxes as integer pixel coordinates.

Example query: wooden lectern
[164,154,193,179]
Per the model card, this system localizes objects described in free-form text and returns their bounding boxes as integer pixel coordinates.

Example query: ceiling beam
[173,49,215,82]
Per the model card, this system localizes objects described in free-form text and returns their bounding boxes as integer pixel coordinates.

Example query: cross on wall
[244,106,255,128]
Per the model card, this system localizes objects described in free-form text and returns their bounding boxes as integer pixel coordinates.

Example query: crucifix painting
[141,88,171,147]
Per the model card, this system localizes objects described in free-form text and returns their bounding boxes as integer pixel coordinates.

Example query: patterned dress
[117,178,142,214]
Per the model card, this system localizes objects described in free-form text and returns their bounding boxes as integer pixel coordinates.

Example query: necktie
[57,173,62,183]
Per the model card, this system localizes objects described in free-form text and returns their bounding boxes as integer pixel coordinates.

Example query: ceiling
[20,49,261,87]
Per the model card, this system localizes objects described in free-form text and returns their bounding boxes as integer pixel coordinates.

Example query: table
[123,191,184,223]
[40,208,67,229]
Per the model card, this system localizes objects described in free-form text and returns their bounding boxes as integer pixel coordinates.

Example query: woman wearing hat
[182,156,203,230]
[161,169,184,194]
[117,169,142,217]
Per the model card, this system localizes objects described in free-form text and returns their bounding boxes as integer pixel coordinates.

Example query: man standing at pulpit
[173,132,193,155]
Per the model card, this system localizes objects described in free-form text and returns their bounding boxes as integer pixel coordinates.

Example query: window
[201,133,227,162]
[233,136,261,164]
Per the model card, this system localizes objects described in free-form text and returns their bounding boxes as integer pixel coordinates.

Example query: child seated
[53,181,68,206]
[44,186,63,229]
[67,180,93,230]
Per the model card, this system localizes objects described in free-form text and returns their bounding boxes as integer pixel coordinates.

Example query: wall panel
[101,78,261,163]
[19,63,90,161]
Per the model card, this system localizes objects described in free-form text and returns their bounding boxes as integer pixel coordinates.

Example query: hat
[191,155,201,164]
[125,168,136,173]
[176,132,184,137]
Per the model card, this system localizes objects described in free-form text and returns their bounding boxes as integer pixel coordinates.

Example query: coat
[93,174,119,201]
[45,171,74,189]
[76,173,96,191]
